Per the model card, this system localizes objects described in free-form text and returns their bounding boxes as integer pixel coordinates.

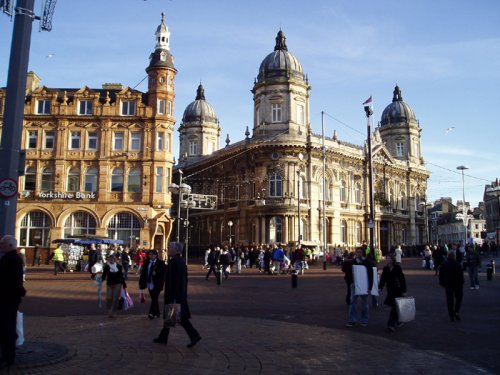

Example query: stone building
[0,15,176,259]
[172,30,430,253]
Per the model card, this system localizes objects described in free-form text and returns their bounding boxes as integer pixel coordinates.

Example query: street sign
[0,177,18,198]
[181,193,217,209]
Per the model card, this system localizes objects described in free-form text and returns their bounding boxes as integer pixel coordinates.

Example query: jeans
[348,284,369,324]
[122,263,130,280]
[468,266,479,287]
[445,286,463,318]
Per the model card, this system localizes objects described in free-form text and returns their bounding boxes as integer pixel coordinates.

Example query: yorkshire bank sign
[38,191,96,199]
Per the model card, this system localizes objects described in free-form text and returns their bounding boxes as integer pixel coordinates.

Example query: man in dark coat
[139,250,166,319]
[154,242,201,348]
[439,250,464,322]
[379,254,407,331]
[88,244,99,279]
[0,235,26,368]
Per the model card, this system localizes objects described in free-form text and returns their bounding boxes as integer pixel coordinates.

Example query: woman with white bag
[379,254,407,332]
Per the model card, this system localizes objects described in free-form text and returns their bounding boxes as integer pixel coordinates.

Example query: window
[70,131,81,149]
[67,168,80,192]
[155,167,163,193]
[107,212,141,247]
[340,180,346,202]
[24,167,36,191]
[207,141,214,155]
[396,142,404,157]
[272,103,282,122]
[87,132,98,150]
[167,101,172,115]
[269,173,282,197]
[27,130,37,149]
[401,225,407,244]
[113,132,124,150]
[44,131,54,149]
[37,100,51,114]
[20,211,51,247]
[121,101,136,116]
[356,221,362,244]
[130,132,141,151]
[64,211,96,237]
[127,167,141,193]
[269,216,283,243]
[189,140,197,155]
[400,191,406,209]
[156,132,164,151]
[157,99,166,115]
[354,183,361,204]
[84,167,98,192]
[41,167,54,191]
[111,168,124,192]
[296,104,304,125]
[341,220,347,244]
[79,100,93,115]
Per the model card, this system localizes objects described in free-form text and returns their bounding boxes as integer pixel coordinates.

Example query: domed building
[172,30,430,254]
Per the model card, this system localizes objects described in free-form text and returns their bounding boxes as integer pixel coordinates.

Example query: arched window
[320,178,331,201]
[41,167,54,191]
[389,188,394,207]
[64,211,97,237]
[341,220,347,244]
[107,212,141,247]
[354,183,361,204]
[400,191,406,210]
[84,167,98,192]
[111,168,124,192]
[269,173,282,197]
[67,167,80,192]
[24,167,36,191]
[356,221,362,244]
[340,180,346,202]
[299,175,306,199]
[269,216,283,243]
[402,225,407,244]
[20,211,51,247]
[127,167,141,193]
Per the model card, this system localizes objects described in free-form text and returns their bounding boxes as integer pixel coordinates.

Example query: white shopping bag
[395,296,416,322]
[353,265,368,295]
[16,311,24,346]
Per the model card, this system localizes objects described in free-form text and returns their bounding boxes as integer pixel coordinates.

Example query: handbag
[395,296,416,322]
[16,311,24,346]
[163,303,181,328]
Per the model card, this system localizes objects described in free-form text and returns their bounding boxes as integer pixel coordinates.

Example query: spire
[392,85,403,102]
[155,12,170,51]
[196,84,205,100]
[274,29,288,51]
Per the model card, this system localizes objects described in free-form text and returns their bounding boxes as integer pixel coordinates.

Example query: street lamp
[457,165,469,247]
[418,201,429,245]
[180,195,196,265]
[297,152,304,246]
[168,170,191,241]
[227,220,233,246]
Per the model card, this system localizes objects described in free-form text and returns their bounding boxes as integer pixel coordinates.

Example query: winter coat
[379,264,406,306]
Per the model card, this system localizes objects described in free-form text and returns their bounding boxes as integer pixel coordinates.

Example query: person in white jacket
[394,245,403,264]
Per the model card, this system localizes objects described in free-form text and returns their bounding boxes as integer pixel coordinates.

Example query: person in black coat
[439,250,464,322]
[379,254,407,331]
[154,242,201,348]
[139,250,166,319]
[101,254,127,318]
[88,244,99,280]
[0,235,26,368]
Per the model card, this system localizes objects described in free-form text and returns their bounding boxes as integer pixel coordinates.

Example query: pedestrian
[341,251,354,305]
[465,245,481,290]
[220,247,231,279]
[153,242,201,348]
[88,244,99,280]
[32,244,41,267]
[19,248,27,281]
[120,248,131,280]
[134,248,146,275]
[0,235,26,369]
[423,245,432,269]
[205,246,219,280]
[432,245,444,275]
[379,254,407,332]
[101,254,127,318]
[394,245,403,264]
[346,247,374,327]
[139,250,166,319]
[272,244,285,274]
[52,245,66,275]
[439,251,464,322]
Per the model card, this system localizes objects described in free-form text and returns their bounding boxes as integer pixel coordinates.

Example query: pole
[365,105,375,257]
[424,203,429,244]
[461,169,467,246]
[185,205,189,266]
[0,0,35,237]
[176,170,183,241]
[297,170,301,245]
[321,111,327,270]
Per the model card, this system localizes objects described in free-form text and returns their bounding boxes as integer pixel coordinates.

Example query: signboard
[0,177,18,198]
[181,193,217,209]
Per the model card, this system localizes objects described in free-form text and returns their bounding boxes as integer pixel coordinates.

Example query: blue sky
[1,0,499,207]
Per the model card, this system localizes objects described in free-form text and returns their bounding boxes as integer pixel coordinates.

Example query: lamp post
[418,201,429,245]
[227,220,233,247]
[168,170,191,241]
[296,152,304,246]
[457,165,469,247]
[321,111,327,270]
[180,195,195,266]
[364,104,375,256]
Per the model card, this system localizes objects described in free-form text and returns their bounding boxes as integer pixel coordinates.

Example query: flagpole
[321,111,327,270]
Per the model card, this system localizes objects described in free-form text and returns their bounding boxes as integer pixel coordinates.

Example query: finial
[392,85,403,102]
[333,129,337,141]
[196,84,205,100]
[225,134,230,147]
[62,90,68,105]
[245,126,250,139]
[274,29,288,51]
[105,91,110,105]
[161,12,165,23]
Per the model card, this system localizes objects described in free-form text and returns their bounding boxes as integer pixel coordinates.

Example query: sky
[1,0,499,208]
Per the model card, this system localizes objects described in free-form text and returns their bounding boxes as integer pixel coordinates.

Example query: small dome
[182,84,218,123]
[257,30,305,83]
[380,86,416,126]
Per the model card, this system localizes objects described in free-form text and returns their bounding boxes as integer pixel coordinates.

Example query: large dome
[257,30,306,84]
[380,86,416,126]
[182,84,218,123]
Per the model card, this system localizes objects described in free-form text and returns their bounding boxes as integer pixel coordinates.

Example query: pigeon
[445,126,455,134]
[46,53,55,58]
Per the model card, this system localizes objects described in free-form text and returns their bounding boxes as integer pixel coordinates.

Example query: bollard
[216,267,222,285]
[486,261,493,281]
[291,271,298,288]
[492,259,496,274]
[323,261,327,271]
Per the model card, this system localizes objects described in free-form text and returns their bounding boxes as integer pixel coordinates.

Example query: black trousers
[157,317,200,342]
[148,288,161,317]
[388,303,399,327]
[445,286,463,318]
[205,265,216,279]
[0,302,19,365]
[54,261,65,274]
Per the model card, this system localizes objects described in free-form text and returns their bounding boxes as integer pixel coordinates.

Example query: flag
[362,96,372,105]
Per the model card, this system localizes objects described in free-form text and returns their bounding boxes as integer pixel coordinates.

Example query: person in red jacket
[134,248,146,274]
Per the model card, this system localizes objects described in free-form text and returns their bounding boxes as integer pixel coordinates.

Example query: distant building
[484,179,500,244]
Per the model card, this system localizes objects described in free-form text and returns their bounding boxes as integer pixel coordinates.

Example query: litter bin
[291,271,298,288]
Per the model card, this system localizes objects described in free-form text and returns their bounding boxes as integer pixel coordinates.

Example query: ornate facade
[173,30,430,253]
[0,15,176,255]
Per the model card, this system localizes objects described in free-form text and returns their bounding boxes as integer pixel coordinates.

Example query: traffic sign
[0,177,18,198]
